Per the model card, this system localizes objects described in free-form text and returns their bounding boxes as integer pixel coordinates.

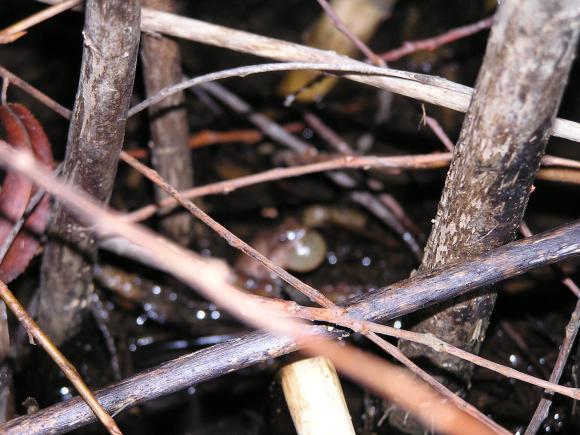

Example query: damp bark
[391,0,580,432]
[37,0,141,345]
[140,0,194,245]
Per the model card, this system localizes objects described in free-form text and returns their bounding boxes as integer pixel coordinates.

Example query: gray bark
[141,0,194,245]
[392,0,580,432]
[37,0,141,344]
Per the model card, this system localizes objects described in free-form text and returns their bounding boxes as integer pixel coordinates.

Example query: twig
[303,111,352,154]
[537,168,580,185]
[127,61,450,118]
[125,123,305,158]
[0,0,82,44]
[123,152,451,222]
[140,0,194,245]
[0,65,71,119]
[0,280,122,435]
[525,300,580,434]
[37,0,142,345]
[421,109,455,151]
[315,0,385,67]
[379,16,494,62]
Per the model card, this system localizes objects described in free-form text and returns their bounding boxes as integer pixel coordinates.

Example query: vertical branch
[393,0,580,432]
[140,0,193,245]
[37,0,141,345]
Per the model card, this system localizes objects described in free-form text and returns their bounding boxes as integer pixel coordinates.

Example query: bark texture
[392,0,580,431]
[5,219,580,434]
[37,0,141,344]
[141,0,193,245]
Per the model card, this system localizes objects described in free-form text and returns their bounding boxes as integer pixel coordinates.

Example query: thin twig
[0,280,122,435]
[0,0,82,44]
[0,65,72,119]
[127,61,445,118]
[315,0,385,67]
[525,300,580,434]
[126,123,305,158]
[379,15,494,62]
[123,152,451,222]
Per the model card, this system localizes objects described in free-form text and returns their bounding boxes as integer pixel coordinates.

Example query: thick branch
[394,1,580,431]
[37,0,141,344]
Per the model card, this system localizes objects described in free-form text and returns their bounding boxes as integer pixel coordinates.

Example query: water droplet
[196,310,206,320]
[327,251,338,265]
[394,320,402,329]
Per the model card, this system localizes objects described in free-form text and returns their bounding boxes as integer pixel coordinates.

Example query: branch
[138,7,580,144]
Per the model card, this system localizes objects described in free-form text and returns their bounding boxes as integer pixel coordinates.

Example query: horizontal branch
[139,8,580,144]
[7,219,580,434]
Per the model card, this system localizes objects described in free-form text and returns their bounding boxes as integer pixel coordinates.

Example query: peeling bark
[140,0,193,245]
[392,0,580,432]
[37,0,141,345]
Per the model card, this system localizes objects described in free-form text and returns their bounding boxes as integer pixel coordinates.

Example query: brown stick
[315,0,385,67]
[140,0,193,245]
[394,2,580,432]
[0,280,122,434]
[0,0,82,44]
[36,0,142,345]
[379,16,494,62]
